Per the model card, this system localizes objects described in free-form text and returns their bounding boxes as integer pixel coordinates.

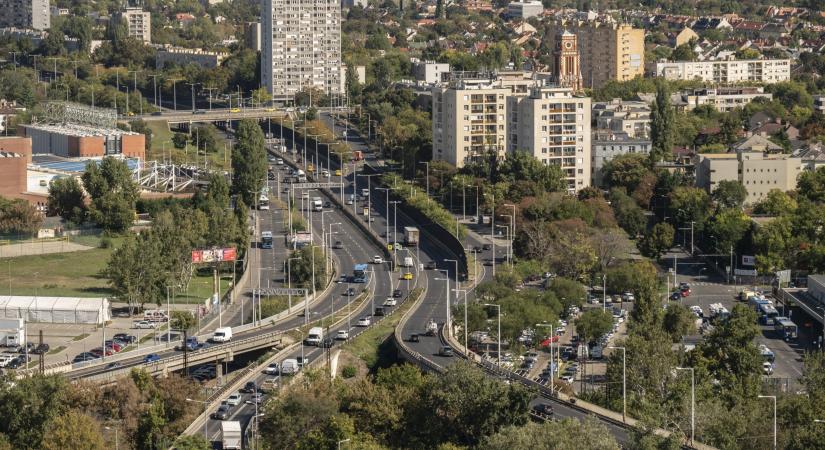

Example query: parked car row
[71,334,136,364]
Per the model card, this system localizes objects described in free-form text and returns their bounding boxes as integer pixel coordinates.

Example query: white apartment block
[655,59,791,84]
[515,86,591,192]
[261,0,342,99]
[119,8,151,43]
[0,0,49,30]
[592,98,650,138]
[432,73,592,192]
[591,133,651,187]
[506,0,543,18]
[679,87,772,112]
[156,47,229,69]
[413,61,451,84]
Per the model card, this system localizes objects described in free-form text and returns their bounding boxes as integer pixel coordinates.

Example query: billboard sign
[742,255,756,266]
[191,247,237,263]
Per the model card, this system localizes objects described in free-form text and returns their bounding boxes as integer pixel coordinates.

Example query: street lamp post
[676,366,695,443]
[484,303,501,368]
[376,187,390,242]
[418,161,430,199]
[437,269,450,324]
[337,439,351,450]
[758,395,777,450]
[445,258,459,292]
[609,346,627,423]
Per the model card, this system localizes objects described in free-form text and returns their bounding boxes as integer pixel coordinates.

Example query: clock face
[564,41,573,49]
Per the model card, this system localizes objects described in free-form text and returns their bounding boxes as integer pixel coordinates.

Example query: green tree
[287,246,327,290]
[81,157,139,233]
[545,277,587,312]
[136,399,167,450]
[603,153,649,191]
[231,119,267,205]
[47,177,86,224]
[260,378,341,449]
[639,222,674,259]
[172,435,210,450]
[0,375,71,449]
[575,309,614,342]
[404,361,531,447]
[705,208,751,254]
[668,186,710,227]
[609,189,646,237]
[671,42,697,61]
[662,304,696,342]
[796,165,825,203]
[711,180,748,209]
[498,151,566,192]
[192,124,219,153]
[172,132,188,149]
[650,81,675,163]
[41,410,105,450]
[39,29,65,56]
[0,197,43,235]
[480,418,619,450]
[106,233,165,310]
[170,310,196,331]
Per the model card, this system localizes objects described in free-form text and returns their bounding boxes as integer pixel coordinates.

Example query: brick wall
[0,137,32,162]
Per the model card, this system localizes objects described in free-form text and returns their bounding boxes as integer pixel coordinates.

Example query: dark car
[296,356,309,367]
[425,261,437,270]
[438,346,454,357]
[113,333,137,344]
[324,201,332,208]
[19,343,35,354]
[333,241,344,249]
[143,353,161,363]
[344,287,356,296]
[393,289,402,298]
[105,362,123,370]
[409,334,420,343]
[470,246,482,253]
[211,405,231,420]
[241,381,257,393]
[532,403,554,416]
[670,292,682,301]
[73,352,99,363]
[373,306,385,316]
[322,337,334,348]
[34,343,49,354]
[151,111,162,116]
[6,356,27,369]
[482,243,492,251]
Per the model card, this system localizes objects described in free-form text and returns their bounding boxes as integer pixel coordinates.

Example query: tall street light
[609,346,627,423]
[758,395,777,450]
[437,269,450,324]
[483,303,501,368]
[418,161,430,199]
[375,187,390,242]
[454,288,469,355]
[444,258,459,292]
[676,366,695,443]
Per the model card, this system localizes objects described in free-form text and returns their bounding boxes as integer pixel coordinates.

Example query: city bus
[261,231,274,249]
[759,304,780,325]
[353,264,369,283]
[774,317,798,341]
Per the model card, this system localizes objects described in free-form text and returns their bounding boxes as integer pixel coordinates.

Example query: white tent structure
[0,296,111,324]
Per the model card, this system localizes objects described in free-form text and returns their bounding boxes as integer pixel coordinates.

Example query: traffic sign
[257,288,308,296]
[291,182,343,189]
[776,269,791,284]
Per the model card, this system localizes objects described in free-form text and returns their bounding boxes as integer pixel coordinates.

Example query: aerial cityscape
[0,0,824,448]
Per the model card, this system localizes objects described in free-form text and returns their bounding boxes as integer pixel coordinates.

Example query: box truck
[221,421,242,450]
[306,327,324,346]
[312,197,323,212]
[404,227,419,246]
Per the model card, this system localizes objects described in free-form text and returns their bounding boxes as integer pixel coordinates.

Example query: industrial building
[19,123,145,159]
[0,296,111,324]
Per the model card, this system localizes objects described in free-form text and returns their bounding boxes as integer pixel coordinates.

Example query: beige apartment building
[695,151,802,204]
[433,73,591,192]
[544,21,644,88]
[261,0,342,99]
[118,8,151,43]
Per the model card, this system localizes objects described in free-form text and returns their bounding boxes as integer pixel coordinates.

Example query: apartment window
[463,126,469,131]
[464,136,469,141]
[578,169,583,174]
[464,105,469,110]
[463,95,469,101]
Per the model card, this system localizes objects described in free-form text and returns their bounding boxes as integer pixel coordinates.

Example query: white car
[336,329,349,340]
[134,321,155,329]
[561,374,575,383]
[357,316,371,327]
[275,158,283,165]
[264,363,279,375]
[373,256,383,264]
[763,362,774,375]
[383,297,397,307]
[225,392,243,407]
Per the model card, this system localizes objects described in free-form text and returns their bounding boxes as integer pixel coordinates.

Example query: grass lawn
[0,239,232,302]
[145,121,231,170]
[343,288,422,369]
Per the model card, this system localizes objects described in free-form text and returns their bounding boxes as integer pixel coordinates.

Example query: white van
[361,188,370,197]
[281,358,299,375]
[296,170,307,182]
[403,256,414,268]
[212,327,233,343]
[306,327,323,346]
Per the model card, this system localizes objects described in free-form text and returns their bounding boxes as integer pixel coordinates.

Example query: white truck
[281,358,299,374]
[306,327,323,346]
[402,256,414,268]
[312,197,323,212]
[212,327,233,343]
[221,421,242,450]
[295,169,307,182]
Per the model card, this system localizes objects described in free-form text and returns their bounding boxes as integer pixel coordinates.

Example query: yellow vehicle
[307,164,315,173]
[265,107,275,112]
[127,111,135,116]
[402,272,413,280]
[334,169,342,176]
[230,108,241,113]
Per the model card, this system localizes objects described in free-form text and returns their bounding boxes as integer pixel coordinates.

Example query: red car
[104,341,123,352]
[90,347,115,357]
[680,289,690,297]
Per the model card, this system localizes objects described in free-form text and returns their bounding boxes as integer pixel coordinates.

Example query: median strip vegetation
[381,173,466,239]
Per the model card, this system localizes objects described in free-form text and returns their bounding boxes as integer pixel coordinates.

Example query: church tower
[554,30,583,91]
